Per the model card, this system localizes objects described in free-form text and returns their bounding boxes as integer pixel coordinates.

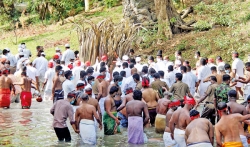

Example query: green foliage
[194,2,207,14]
[241,13,250,24]
[194,20,212,31]
[214,35,230,50]
[175,40,187,51]
[103,0,119,8]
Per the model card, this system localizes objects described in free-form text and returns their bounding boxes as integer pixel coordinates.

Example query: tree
[85,0,89,12]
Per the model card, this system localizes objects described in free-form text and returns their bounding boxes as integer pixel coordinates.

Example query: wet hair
[109,86,119,95]
[195,51,200,56]
[120,71,126,77]
[133,90,142,100]
[80,70,87,78]
[211,66,217,71]
[99,67,106,73]
[217,102,227,110]
[129,63,134,69]
[180,66,187,73]
[176,50,182,55]
[200,58,206,66]
[132,73,140,81]
[21,71,27,76]
[141,67,148,74]
[190,110,199,117]
[224,63,231,70]
[64,70,72,79]
[228,90,237,99]
[175,73,182,81]
[168,65,174,71]
[210,76,217,82]
[149,68,156,75]
[122,62,128,68]
[55,65,62,72]
[86,68,94,74]
[246,62,250,67]
[153,73,160,79]
[158,70,164,77]
[113,71,119,77]
[87,76,94,82]
[223,74,231,82]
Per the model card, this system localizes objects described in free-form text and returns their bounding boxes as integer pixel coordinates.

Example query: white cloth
[165,71,176,88]
[149,62,159,72]
[44,68,55,91]
[99,97,106,115]
[7,53,17,67]
[124,76,136,91]
[22,48,31,58]
[16,57,28,71]
[174,128,186,147]
[26,66,39,82]
[62,79,75,99]
[113,67,122,75]
[232,58,244,87]
[187,71,198,96]
[61,65,70,72]
[156,60,165,71]
[120,77,127,96]
[33,57,48,76]
[123,68,131,78]
[72,66,83,86]
[163,132,178,147]
[80,119,96,145]
[240,135,248,147]
[207,63,216,68]
[244,84,250,101]
[197,65,211,97]
[187,142,213,147]
[61,49,75,65]
[134,63,143,72]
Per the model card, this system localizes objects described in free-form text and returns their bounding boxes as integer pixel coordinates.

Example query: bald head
[80,93,89,101]
[131,68,137,75]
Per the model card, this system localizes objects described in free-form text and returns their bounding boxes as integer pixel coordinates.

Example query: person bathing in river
[50,92,78,142]
[126,90,149,144]
[103,86,120,135]
[75,93,102,145]
[185,110,214,147]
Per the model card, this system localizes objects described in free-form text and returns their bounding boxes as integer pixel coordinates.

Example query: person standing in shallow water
[126,90,149,144]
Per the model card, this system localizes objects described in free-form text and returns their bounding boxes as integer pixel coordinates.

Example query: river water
[0,100,165,147]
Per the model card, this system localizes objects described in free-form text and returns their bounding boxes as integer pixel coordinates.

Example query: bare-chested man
[85,87,102,125]
[96,74,109,115]
[185,110,214,147]
[52,65,65,103]
[103,86,120,135]
[141,76,159,126]
[227,90,248,147]
[75,93,102,145]
[215,102,250,147]
[203,66,223,84]
[0,69,15,108]
[235,62,250,101]
[163,99,180,147]
[169,97,196,147]
[14,72,36,109]
[155,92,172,134]
[245,95,250,143]
[117,87,134,128]
[126,90,149,144]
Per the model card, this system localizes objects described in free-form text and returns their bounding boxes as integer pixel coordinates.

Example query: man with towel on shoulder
[75,93,102,145]
[215,102,250,147]
[126,90,150,144]
[185,110,214,147]
[155,91,172,134]
[169,97,196,147]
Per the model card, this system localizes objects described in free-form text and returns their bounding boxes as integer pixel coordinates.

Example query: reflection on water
[0,100,165,147]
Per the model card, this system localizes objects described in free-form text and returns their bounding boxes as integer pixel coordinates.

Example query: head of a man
[180,66,187,74]
[153,73,160,80]
[132,73,140,83]
[67,91,77,104]
[64,70,73,80]
[85,87,92,96]
[228,90,237,101]
[217,102,228,117]
[148,56,154,64]
[133,90,142,101]
[245,62,250,72]
[129,49,134,56]
[232,51,239,60]
[210,76,217,84]
[80,92,89,102]
[175,73,182,82]
[175,51,181,58]
[122,62,128,69]
[223,74,231,85]
[194,51,200,59]
[142,76,150,88]
[109,86,119,98]
[76,83,85,91]
[184,97,196,110]
[210,66,217,73]
[168,99,180,111]
[247,95,250,108]
[126,87,133,95]
[216,56,223,65]
[96,74,105,83]
[164,91,172,99]
[190,109,200,121]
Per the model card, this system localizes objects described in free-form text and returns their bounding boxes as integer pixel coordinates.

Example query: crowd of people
[1,43,250,147]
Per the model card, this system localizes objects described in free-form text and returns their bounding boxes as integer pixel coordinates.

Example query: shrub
[194,20,212,31]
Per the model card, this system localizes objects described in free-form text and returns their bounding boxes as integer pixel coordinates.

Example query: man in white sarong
[75,93,102,145]
[72,60,83,87]
[61,44,75,66]
[232,52,244,98]
[197,58,211,98]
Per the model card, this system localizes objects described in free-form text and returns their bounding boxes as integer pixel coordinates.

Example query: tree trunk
[85,0,89,12]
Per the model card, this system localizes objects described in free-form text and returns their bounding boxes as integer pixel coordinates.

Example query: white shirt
[187,71,198,95]
[156,60,165,71]
[72,66,83,86]
[165,71,175,88]
[232,58,244,78]
[16,57,28,71]
[149,62,159,72]
[62,79,75,99]
[44,68,55,90]
[198,65,211,81]
[123,68,131,78]
[134,63,143,73]
[217,62,225,71]
[33,56,48,75]
[26,66,39,81]
[124,76,136,91]
[62,65,70,72]
[61,49,75,65]
[7,53,17,67]
[22,48,31,58]
[120,77,127,96]
[113,67,122,75]
[207,63,216,68]
[182,73,189,85]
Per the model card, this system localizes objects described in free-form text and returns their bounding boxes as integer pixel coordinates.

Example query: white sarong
[174,128,186,147]
[99,97,106,116]
[240,135,248,147]
[80,119,96,145]
[244,84,250,101]
[163,132,178,147]
[187,142,213,147]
